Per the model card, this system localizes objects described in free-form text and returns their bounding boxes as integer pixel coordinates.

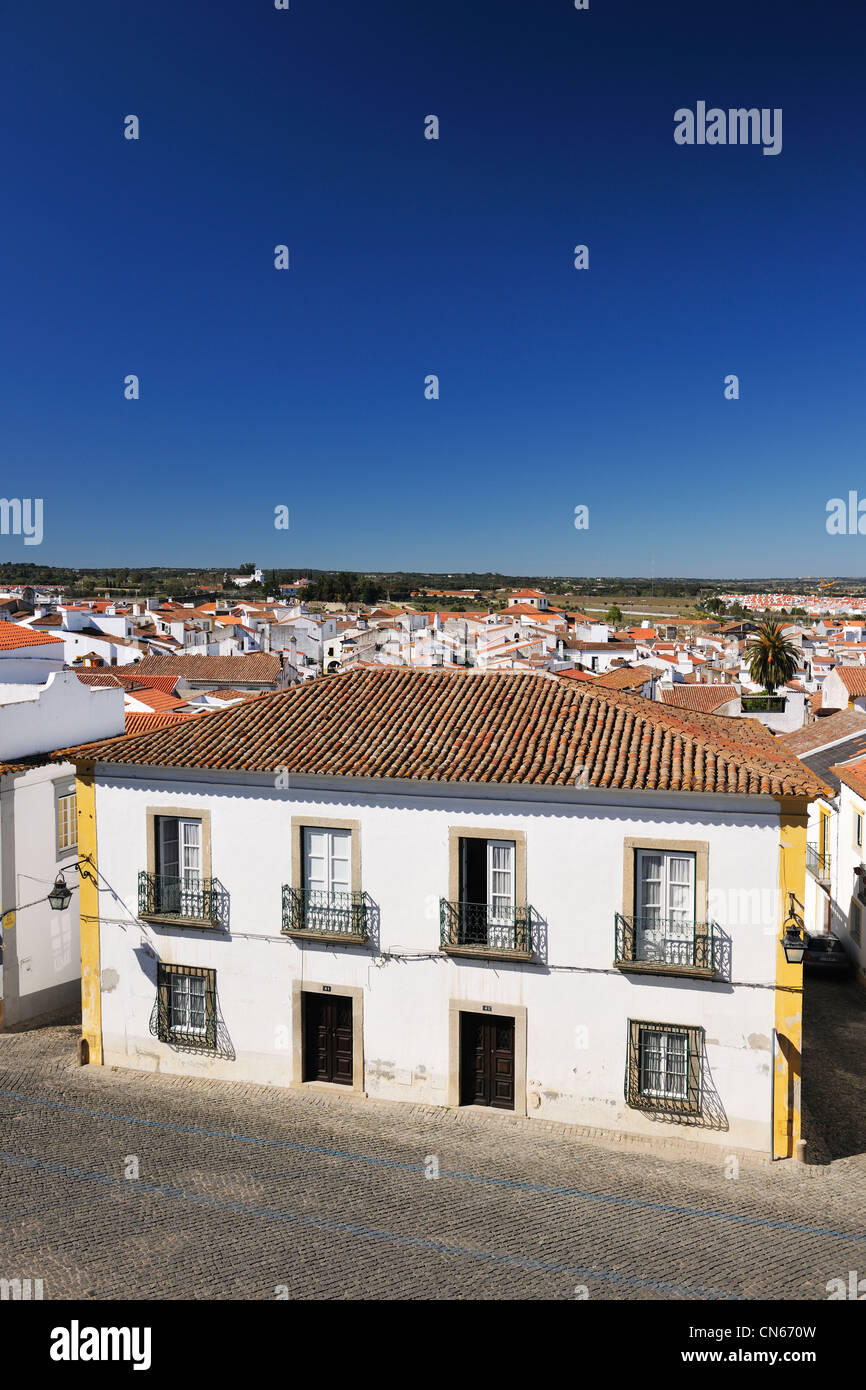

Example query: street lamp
[780,892,806,965]
[47,873,73,912]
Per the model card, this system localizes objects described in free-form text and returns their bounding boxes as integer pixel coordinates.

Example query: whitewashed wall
[0,762,82,1025]
[90,771,786,1151]
[833,782,866,979]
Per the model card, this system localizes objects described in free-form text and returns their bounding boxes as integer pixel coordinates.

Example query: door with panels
[459,1012,515,1109]
[303,993,354,1085]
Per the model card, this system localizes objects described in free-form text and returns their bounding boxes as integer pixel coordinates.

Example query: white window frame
[636,850,696,928]
[158,817,202,888]
[303,826,351,899]
[55,785,77,857]
[169,973,206,1036]
[639,1028,689,1101]
[486,840,515,923]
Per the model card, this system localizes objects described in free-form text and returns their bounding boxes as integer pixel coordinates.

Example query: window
[856,811,863,850]
[157,816,202,886]
[156,964,216,1049]
[639,1029,688,1099]
[171,973,206,1035]
[626,1021,702,1116]
[459,837,515,915]
[154,816,202,913]
[852,902,862,946]
[56,787,77,855]
[303,827,351,897]
[635,850,696,961]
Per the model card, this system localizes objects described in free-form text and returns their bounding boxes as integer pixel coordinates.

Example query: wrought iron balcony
[614,913,716,976]
[439,899,533,958]
[806,843,831,882]
[282,886,369,941]
[138,872,223,926]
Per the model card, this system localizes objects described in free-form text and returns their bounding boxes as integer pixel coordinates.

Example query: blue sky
[2,0,865,577]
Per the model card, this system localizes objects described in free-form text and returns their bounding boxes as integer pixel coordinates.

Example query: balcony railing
[282,886,369,941]
[806,843,831,882]
[138,872,222,926]
[439,900,533,957]
[614,913,716,975]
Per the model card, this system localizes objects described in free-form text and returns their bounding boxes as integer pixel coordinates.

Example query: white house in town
[63,667,822,1158]
[827,759,866,984]
[0,644,125,1028]
[778,711,866,975]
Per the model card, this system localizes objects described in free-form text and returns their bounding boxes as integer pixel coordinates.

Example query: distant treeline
[1,563,863,605]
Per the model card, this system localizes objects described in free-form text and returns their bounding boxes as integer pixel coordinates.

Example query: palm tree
[746,620,799,694]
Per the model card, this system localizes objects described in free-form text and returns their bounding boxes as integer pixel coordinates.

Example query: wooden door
[303,993,353,1085]
[459,1013,515,1109]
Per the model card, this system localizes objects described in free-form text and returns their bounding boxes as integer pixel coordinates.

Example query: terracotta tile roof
[500,604,560,619]
[125,688,194,713]
[592,665,658,691]
[0,753,56,776]
[0,625,62,649]
[832,755,866,802]
[57,667,827,798]
[198,688,268,704]
[125,711,201,736]
[659,684,740,713]
[833,666,866,696]
[778,708,866,755]
[73,670,125,688]
[112,672,179,694]
[572,638,637,652]
[133,653,283,685]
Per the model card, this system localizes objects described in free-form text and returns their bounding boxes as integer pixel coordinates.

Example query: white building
[820,665,866,713]
[1,657,125,1029]
[829,761,866,984]
[64,668,821,1158]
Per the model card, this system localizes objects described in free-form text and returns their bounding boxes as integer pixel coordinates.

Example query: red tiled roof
[113,672,179,694]
[0,626,62,650]
[73,671,125,688]
[830,755,866,803]
[592,665,658,691]
[58,667,827,797]
[660,684,740,713]
[125,688,194,713]
[779,708,866,755]
[133,653,283,685]
[125,712,201,736]
[833,666,866,697]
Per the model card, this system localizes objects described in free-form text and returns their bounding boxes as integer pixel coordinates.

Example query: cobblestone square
[0,976,863,1301]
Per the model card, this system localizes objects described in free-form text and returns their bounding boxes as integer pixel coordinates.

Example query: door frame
[291,980,365,1096]
[447,998,527,1115]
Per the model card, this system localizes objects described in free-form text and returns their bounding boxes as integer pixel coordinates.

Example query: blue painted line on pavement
[0,1147,743,1300]
[1,1085,863,1246]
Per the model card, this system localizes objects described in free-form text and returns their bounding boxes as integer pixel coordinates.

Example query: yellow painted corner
[774,798,806,1159]
[76,764,102,1066]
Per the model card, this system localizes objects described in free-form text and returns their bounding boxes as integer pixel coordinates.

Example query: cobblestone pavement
[0,979,864,1301]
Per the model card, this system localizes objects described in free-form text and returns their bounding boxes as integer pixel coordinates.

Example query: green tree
[605,603,623,625]
[746,621,799,694]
